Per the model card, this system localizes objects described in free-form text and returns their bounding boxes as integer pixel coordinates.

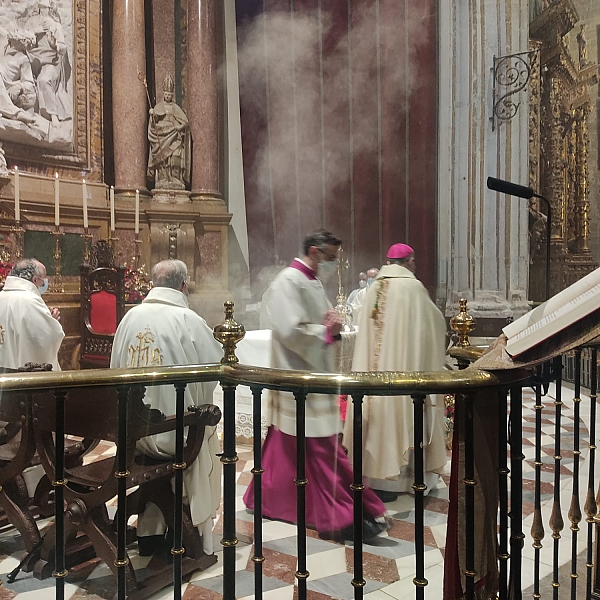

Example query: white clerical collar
[142,286,189,308]
[294,257,312,270]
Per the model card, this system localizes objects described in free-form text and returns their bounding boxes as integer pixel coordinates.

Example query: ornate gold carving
[529,0,598,299]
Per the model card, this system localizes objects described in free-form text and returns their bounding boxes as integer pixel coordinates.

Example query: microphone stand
[487,177,553,393]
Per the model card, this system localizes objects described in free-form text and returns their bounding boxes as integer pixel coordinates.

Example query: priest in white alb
[111,259,222,555]
[343,243,447,502]
[243,229,386,541]
[0,258,63,371]
[0,258,64,460]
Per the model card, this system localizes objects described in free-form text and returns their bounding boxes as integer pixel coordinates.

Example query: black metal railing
[1,334,600,599]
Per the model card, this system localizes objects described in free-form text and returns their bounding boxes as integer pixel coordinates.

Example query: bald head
[366,268,379,279]
[152,260,188,290]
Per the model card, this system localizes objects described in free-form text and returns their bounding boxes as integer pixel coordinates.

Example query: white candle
[14,167,19,223]
[82,179,88,229]
[135,189,140,234]
[110,186,115,232]
[54,173,60,227]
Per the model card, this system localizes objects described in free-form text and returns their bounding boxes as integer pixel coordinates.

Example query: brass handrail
[0,362,531,394]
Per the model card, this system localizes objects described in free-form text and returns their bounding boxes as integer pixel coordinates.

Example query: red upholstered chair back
[80,265,125,369]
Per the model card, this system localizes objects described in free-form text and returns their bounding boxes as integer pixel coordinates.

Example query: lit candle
[14,167,19,223]
[82,179,88,229]
[110,186,115,232]
[54,172,60,227]
[135,189,140,234]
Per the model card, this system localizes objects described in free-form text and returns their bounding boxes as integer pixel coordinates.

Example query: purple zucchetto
[387,243,414,259]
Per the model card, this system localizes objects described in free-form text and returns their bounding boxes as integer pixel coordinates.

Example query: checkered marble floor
[0,383,593,599]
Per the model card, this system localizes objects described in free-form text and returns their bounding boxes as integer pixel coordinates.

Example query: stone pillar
[152,0,176,101]
[437,0,531,330]
[112,0,149,195]
[187,0,222,202]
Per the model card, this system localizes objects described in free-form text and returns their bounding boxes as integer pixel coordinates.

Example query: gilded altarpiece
[529,0,599,300]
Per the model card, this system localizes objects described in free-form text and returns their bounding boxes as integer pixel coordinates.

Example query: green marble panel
[24,231,84,276]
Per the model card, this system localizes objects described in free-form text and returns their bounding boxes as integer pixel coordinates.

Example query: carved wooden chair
[0,364,97,573]
[20,384,220,598]
[79,241,125,369]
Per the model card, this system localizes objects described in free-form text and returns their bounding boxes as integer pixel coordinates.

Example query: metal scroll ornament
[491,51,535,131]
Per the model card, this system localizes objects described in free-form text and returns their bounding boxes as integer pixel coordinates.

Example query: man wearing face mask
[346,271,367,306]
[111,259,222,557]
[245,229,387,541]
[0,258,63,371]
[349,266,379,323]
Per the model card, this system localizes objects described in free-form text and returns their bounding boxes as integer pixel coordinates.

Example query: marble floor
[0,383,594,599]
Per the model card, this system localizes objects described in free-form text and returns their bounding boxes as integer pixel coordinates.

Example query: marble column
[437,0,531,324]
[152,0,176,100]
[187,0,223,202]
[112,0,149,195]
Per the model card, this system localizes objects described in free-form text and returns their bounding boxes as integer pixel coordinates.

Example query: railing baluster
[412,393,428,600]
[550,356,564,600]
[114,386,130,600]
[294,390,309,600]
[250,385,265,599]
[53,388,67,600]
[350,393,365,599]
[585,347,597,599]
[531,369,545,598]
[498,387,509,600]
[570,350,582,600]
[173,383,187,600]
[221,382,239,600]
[509,385,524,600]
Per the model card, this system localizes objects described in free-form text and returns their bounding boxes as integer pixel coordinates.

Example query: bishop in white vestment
[110,260,222,553]
[343,244,448,497]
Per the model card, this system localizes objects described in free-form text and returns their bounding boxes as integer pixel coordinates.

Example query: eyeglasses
[318,248,338,262]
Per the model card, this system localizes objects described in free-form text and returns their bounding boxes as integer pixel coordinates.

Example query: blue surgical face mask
[367,277,375,286]
[38,278,49,294]
[359,280,367,289]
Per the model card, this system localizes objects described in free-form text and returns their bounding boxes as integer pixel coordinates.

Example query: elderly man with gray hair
[111,259,222,556]
[0,258,63,371]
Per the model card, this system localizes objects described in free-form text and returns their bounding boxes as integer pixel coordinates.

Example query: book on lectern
[503,267,600,361]
[473,267,600,369]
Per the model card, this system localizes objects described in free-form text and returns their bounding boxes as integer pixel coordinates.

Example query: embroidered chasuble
[343,263,447,491]
[111,286,222,552]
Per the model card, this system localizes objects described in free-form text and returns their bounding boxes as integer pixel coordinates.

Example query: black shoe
[137,528,173,557]
[340,518,387,543]
[373,489,399,503]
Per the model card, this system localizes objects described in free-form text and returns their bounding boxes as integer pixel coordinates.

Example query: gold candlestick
[334,246,353,332]
[109,234,119,264]
[12,221,24,260]
[133,234,142,267]
[81,228,92,265]
[51,228,64,293]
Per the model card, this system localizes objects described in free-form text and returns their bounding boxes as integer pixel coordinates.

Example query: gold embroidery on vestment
[0,325,5,344]
[127,326,163,367]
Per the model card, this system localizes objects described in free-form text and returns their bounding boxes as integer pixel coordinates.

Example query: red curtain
[236,0,438,297]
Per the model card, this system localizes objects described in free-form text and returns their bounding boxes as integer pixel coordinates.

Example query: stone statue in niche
[576,24,589,68]
[147,73,191,191]
[0,1,74,151]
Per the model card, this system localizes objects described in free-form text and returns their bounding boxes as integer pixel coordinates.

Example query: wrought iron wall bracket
[491,50,539,131]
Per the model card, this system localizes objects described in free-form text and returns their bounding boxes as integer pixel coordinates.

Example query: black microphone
[487,177,534,200]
